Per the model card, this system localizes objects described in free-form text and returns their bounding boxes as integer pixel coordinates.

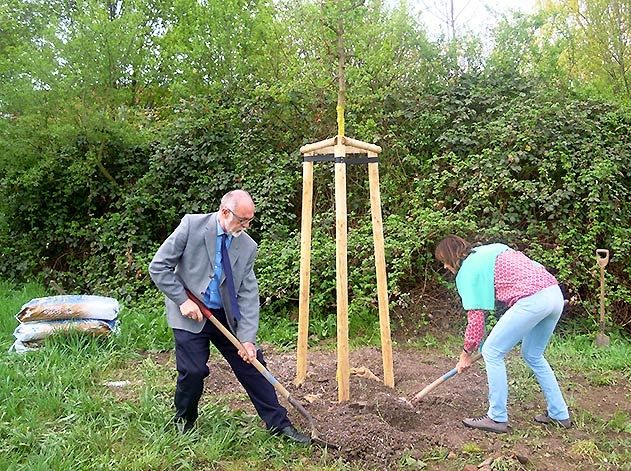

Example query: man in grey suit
[149,189,310,443]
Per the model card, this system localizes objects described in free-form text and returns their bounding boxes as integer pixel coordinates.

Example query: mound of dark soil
[200,345,630,470]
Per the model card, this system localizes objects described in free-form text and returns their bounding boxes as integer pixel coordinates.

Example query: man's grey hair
[220,190,252,210]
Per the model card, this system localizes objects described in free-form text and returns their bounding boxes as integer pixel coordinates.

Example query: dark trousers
[172,308,290,430]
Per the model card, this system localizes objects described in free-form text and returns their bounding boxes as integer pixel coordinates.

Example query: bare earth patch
[194,345,631,470]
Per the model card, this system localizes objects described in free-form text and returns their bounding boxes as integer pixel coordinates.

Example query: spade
[594,249,610,347]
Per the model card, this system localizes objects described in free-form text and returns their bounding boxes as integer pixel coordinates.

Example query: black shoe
[275,425,311,444]
[174,417,195,434]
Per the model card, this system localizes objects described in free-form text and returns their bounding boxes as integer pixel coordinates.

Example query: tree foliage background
[1,0,629,332]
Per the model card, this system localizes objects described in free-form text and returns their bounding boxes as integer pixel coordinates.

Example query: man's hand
[457,350,473,374]
[239,342,256,363]
[179,299,204,322]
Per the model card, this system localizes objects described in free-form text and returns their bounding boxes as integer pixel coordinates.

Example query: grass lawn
[1,281,629,470]
[0,282,346,471]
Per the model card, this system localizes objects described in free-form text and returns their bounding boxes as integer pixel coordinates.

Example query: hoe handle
[412,352,483,402]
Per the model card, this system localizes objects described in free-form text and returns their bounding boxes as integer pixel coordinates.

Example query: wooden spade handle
[595,250,608,331]
[596,249,609,268]
[184,289,317,434]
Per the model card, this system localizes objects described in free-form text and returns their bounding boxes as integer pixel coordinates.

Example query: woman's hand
[457,350,473,374]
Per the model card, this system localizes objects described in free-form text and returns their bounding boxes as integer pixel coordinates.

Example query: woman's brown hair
[434,235,472,271]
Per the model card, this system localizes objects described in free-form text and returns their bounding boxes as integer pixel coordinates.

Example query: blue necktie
[221,234,241,321]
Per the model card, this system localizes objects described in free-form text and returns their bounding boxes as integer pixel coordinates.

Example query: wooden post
[335,140,350,402]
[334,2,350,403]
[295,153,314,386]
[368,151,394,388]
[300,137,336,154]
[343,136,381,154]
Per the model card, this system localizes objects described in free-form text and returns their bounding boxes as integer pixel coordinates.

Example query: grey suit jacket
[149,213,260,344]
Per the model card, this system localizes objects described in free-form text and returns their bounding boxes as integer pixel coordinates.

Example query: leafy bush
[0,2,629,336]
[404,71,631,327]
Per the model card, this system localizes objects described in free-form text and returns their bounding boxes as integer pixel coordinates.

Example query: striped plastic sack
[10,318,119,352]
[16,295,119,323]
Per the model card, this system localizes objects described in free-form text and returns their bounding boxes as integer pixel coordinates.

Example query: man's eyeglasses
[226,208,255,225]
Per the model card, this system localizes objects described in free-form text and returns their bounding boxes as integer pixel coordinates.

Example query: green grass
[1,281,630,470]
[0,282,355,471]
[547,331,631,377]
[0,281,48,351]
[115,293,173,352]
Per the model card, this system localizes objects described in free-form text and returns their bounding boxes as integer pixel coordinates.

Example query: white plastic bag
[9,295,120,353]
[16,295,119,322]
[12,318,119,342]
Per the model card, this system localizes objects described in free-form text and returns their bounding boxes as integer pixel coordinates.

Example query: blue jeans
[481,284,569,422]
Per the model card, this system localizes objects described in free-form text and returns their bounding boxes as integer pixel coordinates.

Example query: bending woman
[435,235,571,433]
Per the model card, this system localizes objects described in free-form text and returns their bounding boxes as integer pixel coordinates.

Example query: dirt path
[201,346,631,470]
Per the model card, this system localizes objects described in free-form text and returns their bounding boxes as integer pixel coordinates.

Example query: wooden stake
[296,0,393,401]
[299,137,337,154]
[368,152,394,388]
[334,0,349,402]
[335,140,350,402]
[296,154,314,386]
[343,136,381,154]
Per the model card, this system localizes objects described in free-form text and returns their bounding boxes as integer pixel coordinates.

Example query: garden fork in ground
[595,249,610,347]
